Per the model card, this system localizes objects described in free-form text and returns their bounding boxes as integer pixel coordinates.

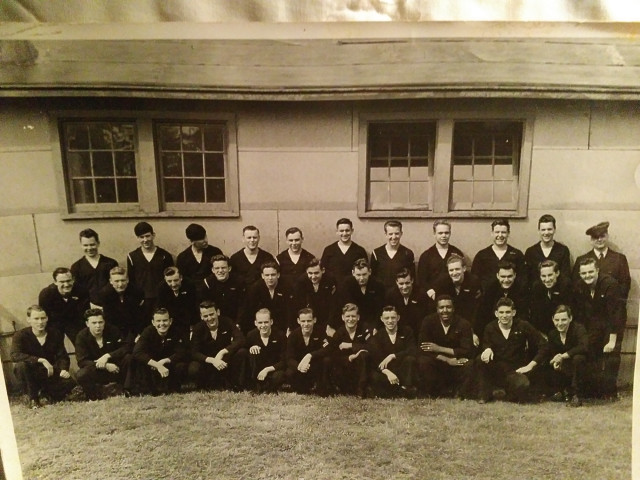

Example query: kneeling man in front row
[246,308,286,393]
[132,308,189,395]
[11,305,76,408]
[188,300,247,391]
[476,298,546,403]
[75,308,132,400]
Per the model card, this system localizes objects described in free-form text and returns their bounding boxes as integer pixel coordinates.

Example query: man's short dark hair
[134,221,153,236]
[538,214,556,228]
[26,305,45,318]
[435,294,454,306]
[110,266,127,277]
[285,227,303,238]
[84,308,104,321]
[306,257,321,270]
[211,254,230,266]
[163,266,180,277]
[336,218,353,229]
[298,307,314,317]
[199,300,218,310]
[79,228,99,242]
[491,219,510,232]
[578,257,597,269]
[432,219,451,232]
[52,267,71,281]
[352,258,370,271]
[382,305,398,314]
[495,297,515,310]
[395,267,413,280]
[243,225,260,235]
[384,220,402,232]
[554,304,573,318]
[261,261,280,273]
[446,254,466,267]
[342,303,359,314]
[497,260,516,272]
[153,307,170,318]
[539,259,559,273]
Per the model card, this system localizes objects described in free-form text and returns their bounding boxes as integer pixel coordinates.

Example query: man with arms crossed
[246,308,287,393]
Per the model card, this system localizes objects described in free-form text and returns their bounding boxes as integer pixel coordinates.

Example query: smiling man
[475,297,546,404]
[524,214,572,285]
[276,227,316,290]
[70,228,119,296]
[176,223,223,285]
[528,260,573,335]
[416,295,474,398]
[384,267,431,336]
[199,254,245,322]
[370,220,416,291]
[245,308,286,393]
[320,218,368,287]
[11,305,76,408]
[471,219,526,291]
[229,225,276,288]
[38,267,89,346]
[291,258,337,336]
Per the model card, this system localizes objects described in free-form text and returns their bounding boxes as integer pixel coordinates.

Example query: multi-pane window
[367,122,435,210]
[155,122,227,205]
[61,121,138,205]
[359,114,530,217]
[451,121,522,211]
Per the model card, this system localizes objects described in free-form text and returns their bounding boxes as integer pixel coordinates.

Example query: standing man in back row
[417,220,464,300]
[176,223,222,285]
[230,225,276,288]
[371,220,415,291]
[320,218,368,287]
[70,228,118,296]
[524,214,572,287]
[472,219,526,292]
[276,227,315,290]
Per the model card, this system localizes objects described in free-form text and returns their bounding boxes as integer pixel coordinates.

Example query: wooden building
[0,22,638,387]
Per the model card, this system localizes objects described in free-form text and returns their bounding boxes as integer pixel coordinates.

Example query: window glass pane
[162,153,182,177]
[370,167,388,182]
[494,164,513,180]
[494,181,513,203]
[494,135,513,156]
[204,125,224,151]
[66,124,90,150]
[474,164,493,181]
[205,153,225,177]
[389,167,409,181]
[453,135,472,157]
[184,153,204,177]
[368,182,388,209]
[474,136,492,156]
[68,151,92,177]
[95,179,117,203]
[409,182,430,204]
[410,166,429,181]
[473,181,493,204]
[390,136,409,157]
[185,179,205,202]
[181,126,202,151]
[159,126,181,150]
[453,165,472,181]
[89,123,113,150]
[410,136,429,157]
[113,125,135,150]
[370,136,389,158]
[164,179,184,202]
[115,151,136,176]
[389,182,409,205]
[92,152,114,177]
[369,157,388,169]
[451,181,472,205]
[411,156,429,168]
[72,179,94,203]
[117,178,139,202]
[206,179,226,203]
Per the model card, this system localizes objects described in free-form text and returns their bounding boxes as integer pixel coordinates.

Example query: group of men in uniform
[11,215,630,408]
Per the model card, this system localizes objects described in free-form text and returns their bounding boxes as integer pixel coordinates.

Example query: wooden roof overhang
[0,22,639,100]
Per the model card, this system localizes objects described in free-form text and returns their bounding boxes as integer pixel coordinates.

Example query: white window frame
[51,110,239,219]
[357,110,533,218]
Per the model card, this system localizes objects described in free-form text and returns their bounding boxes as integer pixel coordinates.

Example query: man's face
[395,274,413,297]
[137,232,155,249]
[337,223,353,244]
[243,230,260,251]
[86,315,105,337]
[110,273,129,293]
[287,231,303,254]
[538,222,555,244]
[539,266,559,289]
[385,226,402,247]
[152,312,172,335]
[212,260,230,281]
[579,264,599,286]
[492,225,509,247]
[165,272,182,292]
[192,237,209,251]
[447,260,465,285]
[381,310,399,333]
[436,299,454,325]
[552,311,572,334]
[255,311,273,336]
[297,312,316,335]
[80,236,99,258]
[590,233,608,251]
[495,306,515,328]
[262,267,279,288]
[306,265,323,285]
[200,306,219,331]
[28,310,48,334]
[54,272,74,296]
[497,268,516,289]
[434,224,451,247]
[342,309,359,329]
[353,267,371,286]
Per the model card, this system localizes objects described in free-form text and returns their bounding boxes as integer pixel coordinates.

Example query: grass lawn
[9,391,632,480]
